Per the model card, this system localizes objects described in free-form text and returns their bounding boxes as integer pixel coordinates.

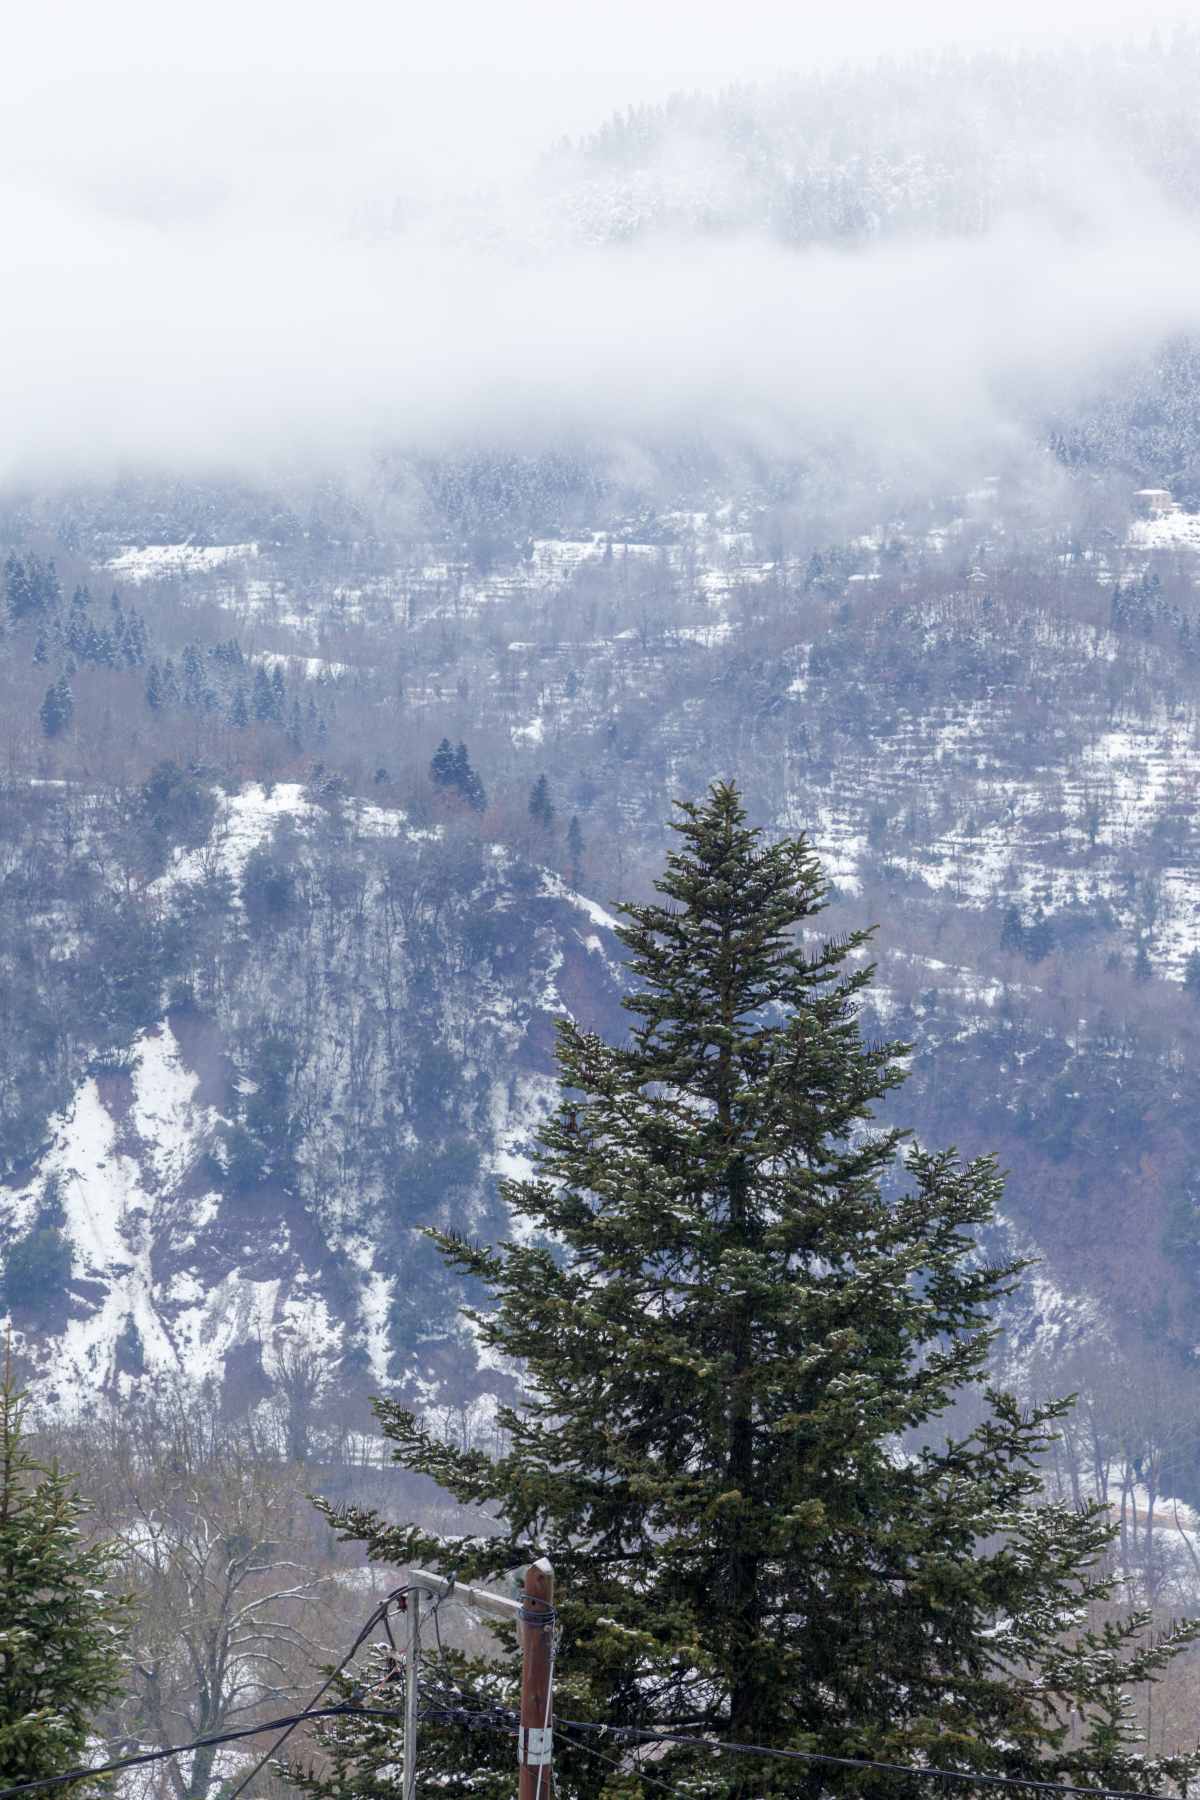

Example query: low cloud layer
[4,64,1200,491]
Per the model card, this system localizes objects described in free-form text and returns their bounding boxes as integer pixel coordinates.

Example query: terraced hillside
[4,474,1200,1417]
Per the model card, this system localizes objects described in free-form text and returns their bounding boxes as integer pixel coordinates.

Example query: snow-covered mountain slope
[0,782,627,1413]
[10,469,1200,1410]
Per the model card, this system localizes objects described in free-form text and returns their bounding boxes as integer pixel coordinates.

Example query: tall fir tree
[430,737,457,788]
[253,664,276,723]
[0,1351,129,1785]
[230,681,251,729]
[566,812,585,883]
[529,772,555,829]
[181,643,205,711]
[312,785,1200,1798]
[38,677,73,739]
[4,553,31,625]
[431,740,486,812]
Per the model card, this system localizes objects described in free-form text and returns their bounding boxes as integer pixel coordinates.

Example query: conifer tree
[4,552,30,625]
[999,902,1025,956]
[0,1353,129,1785]
[529,773,555,829]
[230,682,250,729]
[431,740,486,811]
[181,643,205,711]
[121,611,147,669]
[5,553,57,624]
[315,786,1200,1797]
[430,737,456,788]
[1185,947,1200,1000]
[38,677,73,739]
[253,664,276,723]
[449,743,479,808]
[566,812,585,883]
[458,759,486,814]
[287,698,305,753]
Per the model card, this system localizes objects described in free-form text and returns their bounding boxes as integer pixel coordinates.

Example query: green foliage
[220,1031,301,1194]
[313,785,1200,1798]
[70,904,166,1046]
[430,739,487,812]
[0,1359,129,1785]
[241,840,299,931]
[5,552,60,626]
[38,676,73,739]
[529,773,555,828]
[1,1226,73,1312]
[284,1648,515,1800]
[139,760,217,850]
[34,1174,66,1230]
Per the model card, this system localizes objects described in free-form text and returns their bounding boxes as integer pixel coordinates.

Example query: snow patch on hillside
[1000,1255,1106,1391]
[156,783,315,894]
[131,1028,212,1190]
[2,1014,356,1410]
[488,1073,560,1245]
[255,650,349,680]
[108,543,258,582]
[1128,511,1200,551]
[3,1021,220,1403]
[539,870,621,934]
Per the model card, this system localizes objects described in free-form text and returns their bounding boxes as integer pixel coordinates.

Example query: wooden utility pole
[401,1589,421,1800]
[519,1558,555,1800]
[405,1566,535,1795]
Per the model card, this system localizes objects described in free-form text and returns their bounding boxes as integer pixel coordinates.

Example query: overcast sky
[13,0,1185,78]
[11,1,1189,176]
[4,2,1196,487]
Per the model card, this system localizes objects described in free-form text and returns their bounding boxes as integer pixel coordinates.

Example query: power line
[0,1707,407,1800]
[556,1726,695,1798]
[0,1587,415,1800]
[414,1705,1183,1800]
[1,1652,1182,1800]
[223,1584,414,1800]
[560,1725,1180,1800]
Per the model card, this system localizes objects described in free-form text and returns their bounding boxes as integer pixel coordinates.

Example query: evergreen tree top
[0,1350,130,1787]
[313,785,1200,1798]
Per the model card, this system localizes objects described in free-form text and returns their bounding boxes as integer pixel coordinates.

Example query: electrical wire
[405,1705,1185,1800]
[1,1601,1185,1800]
[222,1583,414,1800]
[0,1707,409,1800]
[555,1725,695,1798]
[556,1725,1181,1800]
[0,1588,415,1800]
